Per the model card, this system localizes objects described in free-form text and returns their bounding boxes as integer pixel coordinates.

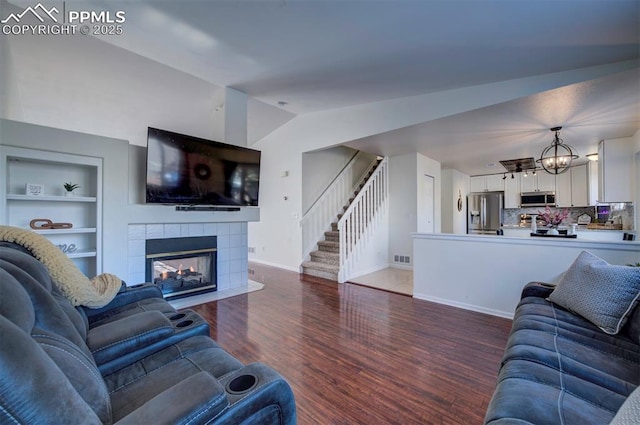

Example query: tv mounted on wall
[145,127,261,207]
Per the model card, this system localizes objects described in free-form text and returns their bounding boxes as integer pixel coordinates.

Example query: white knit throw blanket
[0,225,122,308]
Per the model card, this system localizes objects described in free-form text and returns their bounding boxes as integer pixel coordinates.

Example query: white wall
[388,153,441,267]
[2,28,226,148]
[301,146,357,214]
[388,154,418,265]
[441,169,469,234]
[417,154,442,233]
[599,136,635,203]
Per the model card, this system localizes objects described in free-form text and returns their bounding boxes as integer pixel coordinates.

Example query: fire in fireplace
[145,236,217,300]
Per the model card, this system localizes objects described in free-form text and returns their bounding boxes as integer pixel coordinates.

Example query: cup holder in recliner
[175,320,193,328]
[226,374,258,395]
[169,313,186,321]
[129,284,145,288]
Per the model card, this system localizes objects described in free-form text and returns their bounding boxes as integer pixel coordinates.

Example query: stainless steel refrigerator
[467,192,503,235]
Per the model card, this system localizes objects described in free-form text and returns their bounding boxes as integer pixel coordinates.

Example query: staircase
[302,157,387,282]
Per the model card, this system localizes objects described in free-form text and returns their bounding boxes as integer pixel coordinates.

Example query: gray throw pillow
[610,386,640,425]
[548,251,640,335]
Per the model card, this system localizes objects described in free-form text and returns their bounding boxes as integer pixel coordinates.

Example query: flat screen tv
[145,127,261,206]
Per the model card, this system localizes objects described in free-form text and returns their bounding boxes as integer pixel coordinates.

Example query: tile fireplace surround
[127,222,248,293]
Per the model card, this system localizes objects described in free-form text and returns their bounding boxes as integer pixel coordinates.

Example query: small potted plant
[63,182,80,197]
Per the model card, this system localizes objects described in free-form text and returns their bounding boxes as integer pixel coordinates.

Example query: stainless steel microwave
[520,192,556,207]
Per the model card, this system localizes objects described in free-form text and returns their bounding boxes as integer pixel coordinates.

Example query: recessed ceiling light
[487,163,496,167]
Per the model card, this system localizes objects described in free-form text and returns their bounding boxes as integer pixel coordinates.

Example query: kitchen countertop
[499,226,636,242]
[502,224,632,232]
[421,232,640,247]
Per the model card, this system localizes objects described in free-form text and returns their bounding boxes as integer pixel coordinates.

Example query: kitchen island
[412,232,640,318]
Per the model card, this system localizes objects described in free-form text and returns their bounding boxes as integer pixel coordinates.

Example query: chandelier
[536,126,578,175]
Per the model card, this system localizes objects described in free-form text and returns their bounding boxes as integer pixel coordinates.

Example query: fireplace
[145,236,217,300]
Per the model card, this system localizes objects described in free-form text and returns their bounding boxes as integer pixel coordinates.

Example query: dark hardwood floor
[190,263,513,424]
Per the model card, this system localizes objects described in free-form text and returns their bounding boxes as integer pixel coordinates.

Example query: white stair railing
[301,152,379,262]
[338,157,389,283]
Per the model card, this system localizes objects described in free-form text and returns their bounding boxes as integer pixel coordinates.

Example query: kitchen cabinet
[470,174,504,192]
[570,164,589,207]
[555,171,571,207]
[0,146,103,277]
[555,164,589,207]
[598,138,633,202]
[587,161,598,205]
[504,174,520,208]
[520,172,556,193]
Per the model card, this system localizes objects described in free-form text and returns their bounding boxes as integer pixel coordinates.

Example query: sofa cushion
[105,335,244,422]
[0,316,103,425]
[548,251,640,334]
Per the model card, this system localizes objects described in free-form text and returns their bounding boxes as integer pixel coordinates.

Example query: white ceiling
[346,68,640,175]
[11,0,640,175]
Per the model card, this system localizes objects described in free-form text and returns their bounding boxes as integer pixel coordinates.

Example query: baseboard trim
[412,292,514,320]
[248,258,299,273]
[347,263,392,280]
[389,263,413,271]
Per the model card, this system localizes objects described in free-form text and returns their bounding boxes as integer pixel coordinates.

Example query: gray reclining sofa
[484,251,640,424]
[0,243,297,424]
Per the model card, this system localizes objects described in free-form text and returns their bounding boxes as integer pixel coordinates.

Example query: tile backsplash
[504,202,635,230]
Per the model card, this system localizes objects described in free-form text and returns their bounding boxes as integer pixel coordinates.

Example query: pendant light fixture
[536,126,578,175]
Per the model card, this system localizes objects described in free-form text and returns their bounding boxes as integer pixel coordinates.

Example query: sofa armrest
[521,281,556,299]
[215,363,297,425]
[81,283,164,320]
[87,310,173,365]
[116,372,228,425]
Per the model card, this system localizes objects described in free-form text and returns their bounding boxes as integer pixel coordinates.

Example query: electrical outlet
[404,256,410,263]
[394,255,400,262]
[248,268,255,275]
[248,247,255,253]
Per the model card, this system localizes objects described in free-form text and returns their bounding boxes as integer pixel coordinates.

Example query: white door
[420,174,435,233]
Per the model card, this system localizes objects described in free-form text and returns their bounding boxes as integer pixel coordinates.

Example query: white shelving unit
[0,146,103,276]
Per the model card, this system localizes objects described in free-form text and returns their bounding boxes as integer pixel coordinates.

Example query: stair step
[324,231,340,242]
[331,222,338,231]
[302,268,338,282]
[301,261,338,281]
[317,240,339,253]
[310,250,339,266]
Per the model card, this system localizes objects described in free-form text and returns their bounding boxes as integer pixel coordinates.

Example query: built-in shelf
[1,146,103,276]
[7,194,97,202]
[67,250,97,259]
[32,227,97,235]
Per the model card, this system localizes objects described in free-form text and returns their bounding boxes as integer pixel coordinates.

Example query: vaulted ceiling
[7,0,640,175]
